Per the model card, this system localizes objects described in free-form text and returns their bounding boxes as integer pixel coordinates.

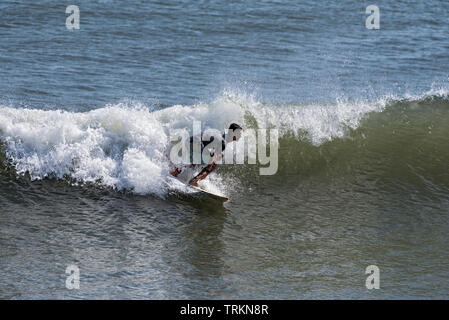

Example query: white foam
[243,95,390,145]
[0,91,396,195]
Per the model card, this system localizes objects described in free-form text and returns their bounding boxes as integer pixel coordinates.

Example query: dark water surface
[1,0,449,299]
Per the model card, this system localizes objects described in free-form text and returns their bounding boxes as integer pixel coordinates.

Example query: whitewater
[0,89,396,193]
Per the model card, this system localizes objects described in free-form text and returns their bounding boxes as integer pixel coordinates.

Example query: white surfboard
[189,184,229,202]
[170,173,228,202]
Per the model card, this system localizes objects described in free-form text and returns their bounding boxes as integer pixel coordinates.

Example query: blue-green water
[0,0,449,299]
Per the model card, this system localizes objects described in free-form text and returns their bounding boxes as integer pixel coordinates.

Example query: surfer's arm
[188,162,218,186]
[188,144,223,186]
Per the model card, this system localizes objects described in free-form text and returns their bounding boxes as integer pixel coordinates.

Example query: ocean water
[0,0,449,299]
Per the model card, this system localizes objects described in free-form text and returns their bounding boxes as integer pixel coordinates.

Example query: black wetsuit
[189,134,226,164]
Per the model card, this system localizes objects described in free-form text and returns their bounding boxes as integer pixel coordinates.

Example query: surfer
[169,123,242,187]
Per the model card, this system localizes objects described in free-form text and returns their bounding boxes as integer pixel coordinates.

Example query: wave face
[274,93,449,198]
[1,89,449,196]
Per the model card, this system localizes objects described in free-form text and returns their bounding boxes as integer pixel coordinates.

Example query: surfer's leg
[189,163,217,186]
[174,164,199,184]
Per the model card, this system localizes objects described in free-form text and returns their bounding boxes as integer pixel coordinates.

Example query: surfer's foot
[189,181,199,187]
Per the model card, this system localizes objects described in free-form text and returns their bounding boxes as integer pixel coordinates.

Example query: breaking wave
[1,87,448,196]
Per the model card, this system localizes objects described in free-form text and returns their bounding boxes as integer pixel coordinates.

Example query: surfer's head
[226,123,242,143]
